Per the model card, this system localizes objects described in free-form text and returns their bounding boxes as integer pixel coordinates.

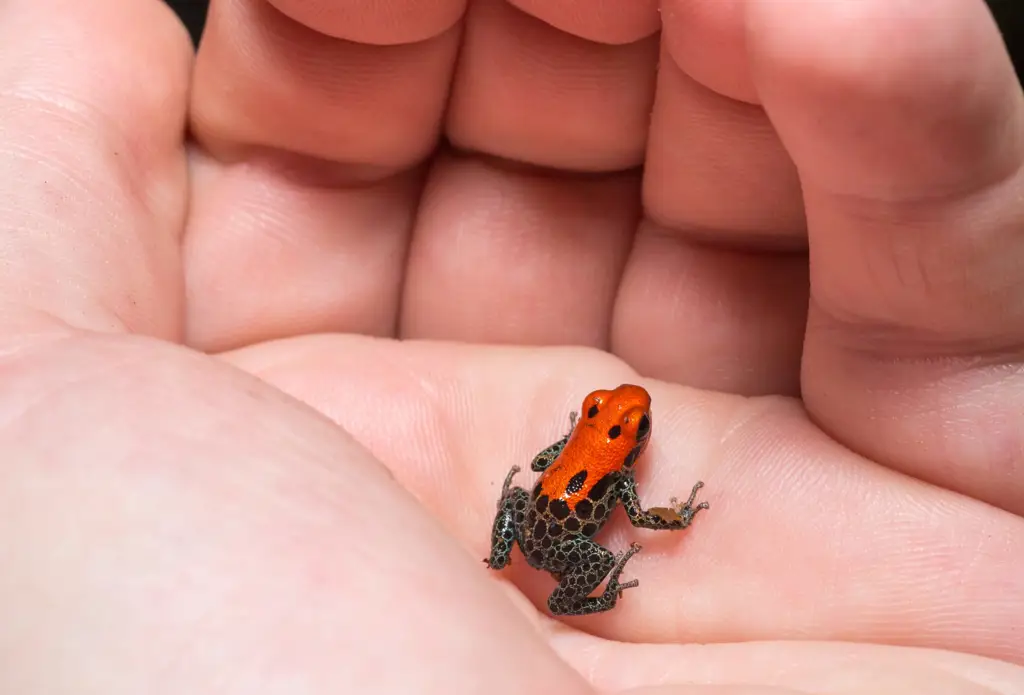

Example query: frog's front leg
[530,411,578,472]
[484,465,530,570]
[620,476,709,530]
[546,539,642,616]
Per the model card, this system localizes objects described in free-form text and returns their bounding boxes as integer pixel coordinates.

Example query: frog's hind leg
[484,466,529,570]
[546,540,642,616]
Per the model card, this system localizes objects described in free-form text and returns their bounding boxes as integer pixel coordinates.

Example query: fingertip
[660,0,758,103]
[745,0,1024,200]
[192,0,459,174]
[267,0,465,45]
[508,0,660,45]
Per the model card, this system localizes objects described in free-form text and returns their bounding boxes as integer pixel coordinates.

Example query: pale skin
[0,0,1022,693]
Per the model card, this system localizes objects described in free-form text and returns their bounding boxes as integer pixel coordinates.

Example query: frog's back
[519,384,653,569]
[519,466,620,571]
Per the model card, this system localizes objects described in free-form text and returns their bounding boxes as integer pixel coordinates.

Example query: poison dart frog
[484,384,709,616]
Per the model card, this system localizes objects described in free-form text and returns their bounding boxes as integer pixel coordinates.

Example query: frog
[484,384,709,616]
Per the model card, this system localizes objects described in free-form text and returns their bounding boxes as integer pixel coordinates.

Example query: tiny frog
[484,384,709,616]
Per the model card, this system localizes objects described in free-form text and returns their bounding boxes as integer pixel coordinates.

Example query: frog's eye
[636,413,651,439]
[583,389,611,418]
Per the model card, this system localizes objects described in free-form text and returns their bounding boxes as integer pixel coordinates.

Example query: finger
[611,221,808,396]
[0,335,590,693]
[445,0,658,171]
[645,25,805,247]
[401,0,656,348]
[618,3,810,395]
[399,154,640,348]
[186,0,459,350]
[0,0,190,339]
[745,0,1024,514]
[228,336,1024,664]
[192,0,458,170]
[183,156,422,350]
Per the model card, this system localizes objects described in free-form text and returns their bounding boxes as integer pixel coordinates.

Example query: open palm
[2,0,1022,692]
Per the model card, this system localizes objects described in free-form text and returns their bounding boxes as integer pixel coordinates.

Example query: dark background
[164,0,1022,85]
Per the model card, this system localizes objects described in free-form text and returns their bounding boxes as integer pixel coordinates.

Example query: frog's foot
[621,476,708,530]
[674,481,710,524]
[606,542,642,599]
[484,554,516,569]
[499,465,521,502]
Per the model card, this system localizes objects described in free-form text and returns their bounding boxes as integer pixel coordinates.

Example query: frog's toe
[618,578,640,591]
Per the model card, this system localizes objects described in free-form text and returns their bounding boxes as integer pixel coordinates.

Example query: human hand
[1,0,1022,692]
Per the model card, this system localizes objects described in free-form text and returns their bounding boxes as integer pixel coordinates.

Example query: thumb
[0,0,190,341]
